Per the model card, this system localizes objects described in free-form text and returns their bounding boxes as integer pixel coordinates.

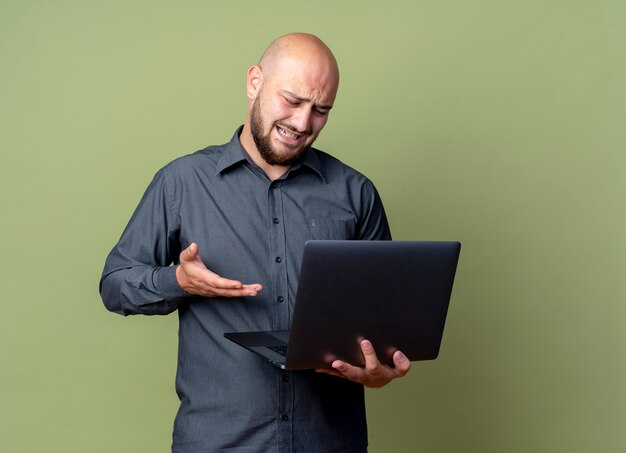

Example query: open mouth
[276,125,302,142]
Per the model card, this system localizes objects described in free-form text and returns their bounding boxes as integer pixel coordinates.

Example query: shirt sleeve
[99,169,189,316]
[357,179,392,241]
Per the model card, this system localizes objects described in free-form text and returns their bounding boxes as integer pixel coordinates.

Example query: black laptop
[224,240,461,370]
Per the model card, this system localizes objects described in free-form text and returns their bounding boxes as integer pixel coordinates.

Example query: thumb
[180,242,199,262]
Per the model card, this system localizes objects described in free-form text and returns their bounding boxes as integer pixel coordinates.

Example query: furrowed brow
[282,90,333,110]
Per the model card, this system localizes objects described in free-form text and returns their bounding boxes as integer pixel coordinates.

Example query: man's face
[249,57,337,167]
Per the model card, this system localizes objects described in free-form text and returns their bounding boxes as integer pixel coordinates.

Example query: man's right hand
[175,243,263,298]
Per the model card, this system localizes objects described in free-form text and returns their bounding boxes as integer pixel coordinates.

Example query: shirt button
[281,414,289,421]
[282,374,289,382]
[275,257,282,263]
[277,296,284,303]
[270,182,278,189]
[273,218,280,224]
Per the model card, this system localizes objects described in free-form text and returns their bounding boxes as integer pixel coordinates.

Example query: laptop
[224,240,461,370]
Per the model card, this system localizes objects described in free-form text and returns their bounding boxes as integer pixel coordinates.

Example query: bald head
[258,33,339,89]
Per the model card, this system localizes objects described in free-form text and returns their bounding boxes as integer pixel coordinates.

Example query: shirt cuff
[155,265,189,300]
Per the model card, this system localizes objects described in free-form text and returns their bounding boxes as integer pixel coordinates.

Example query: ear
[246,65,263,100]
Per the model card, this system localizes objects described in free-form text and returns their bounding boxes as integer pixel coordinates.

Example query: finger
[180,242,199,262]
[392,350,411,377]
[331,360,364,381]
[206,272,245,290]
[223,284,263,297]
[243,283,263,292]
[360,340,382,373]
[196,282,263,298]
[212,286,262,298]
[315,368,345,378]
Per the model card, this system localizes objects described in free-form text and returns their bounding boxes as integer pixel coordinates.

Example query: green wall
[1,1,624,452]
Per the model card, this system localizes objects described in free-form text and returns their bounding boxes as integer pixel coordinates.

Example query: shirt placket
[268,179,294,452]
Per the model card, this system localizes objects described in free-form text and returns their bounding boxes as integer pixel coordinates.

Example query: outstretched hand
[175,243,263,297]
[315,339,411,388]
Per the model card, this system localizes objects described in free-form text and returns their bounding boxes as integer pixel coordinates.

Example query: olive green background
[1,1,624,452]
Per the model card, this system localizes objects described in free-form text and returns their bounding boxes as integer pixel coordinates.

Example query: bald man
[101,33,410,453]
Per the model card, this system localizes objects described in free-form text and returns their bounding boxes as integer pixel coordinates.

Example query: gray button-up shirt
[100,127,391,452]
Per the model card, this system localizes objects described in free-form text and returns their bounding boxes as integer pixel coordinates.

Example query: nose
[291,106,312,134]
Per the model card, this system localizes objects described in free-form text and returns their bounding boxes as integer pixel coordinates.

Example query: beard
[250,96,312,167]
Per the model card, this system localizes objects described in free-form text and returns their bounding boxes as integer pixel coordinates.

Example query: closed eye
[284,97,300,107]
[283,93,331,115]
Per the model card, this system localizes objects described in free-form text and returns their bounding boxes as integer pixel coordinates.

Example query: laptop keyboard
[268,345,288,356]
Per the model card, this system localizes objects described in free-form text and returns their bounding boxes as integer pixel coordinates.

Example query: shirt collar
[215,127,248,176]
[297,146,326,183]
[215,126,327,183]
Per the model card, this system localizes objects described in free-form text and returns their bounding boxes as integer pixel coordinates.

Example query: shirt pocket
[309,218,356,240]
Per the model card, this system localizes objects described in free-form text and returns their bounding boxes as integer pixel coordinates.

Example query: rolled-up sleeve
[99,169,189,316]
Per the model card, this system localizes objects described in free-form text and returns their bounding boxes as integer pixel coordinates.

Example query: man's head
[240,33,340,175]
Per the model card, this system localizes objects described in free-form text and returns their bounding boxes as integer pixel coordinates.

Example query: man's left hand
[315,339,411,388]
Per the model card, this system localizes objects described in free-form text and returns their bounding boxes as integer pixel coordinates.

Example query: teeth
[278,127,298,140]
